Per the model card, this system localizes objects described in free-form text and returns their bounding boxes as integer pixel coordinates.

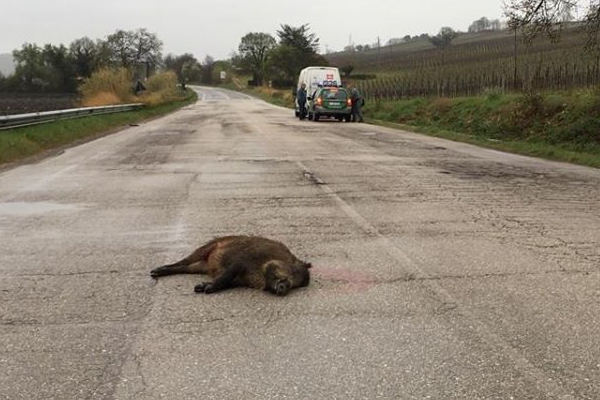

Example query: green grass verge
[0,90,197,166]
[372,119,600,169]
[365,91,600,169]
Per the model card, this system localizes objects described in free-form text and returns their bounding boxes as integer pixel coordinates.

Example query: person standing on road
[350,85,364,123]
[297,83,308,120]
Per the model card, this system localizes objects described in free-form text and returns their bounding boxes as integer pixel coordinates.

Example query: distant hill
[0,53,16,76]
[324,30,513,71]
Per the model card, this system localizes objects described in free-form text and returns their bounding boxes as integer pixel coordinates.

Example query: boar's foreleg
[193,263,244,294]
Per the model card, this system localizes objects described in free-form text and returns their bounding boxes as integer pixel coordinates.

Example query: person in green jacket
[297,83,308,120]
[350,85,364,122]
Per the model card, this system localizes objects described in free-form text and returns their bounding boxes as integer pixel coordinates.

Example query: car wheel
[344,115,351,122]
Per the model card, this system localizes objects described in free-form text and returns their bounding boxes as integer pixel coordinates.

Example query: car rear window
[322,89,347,100]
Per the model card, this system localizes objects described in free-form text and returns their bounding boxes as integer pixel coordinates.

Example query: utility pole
[377,36,381,71]
[513,25,518,91]
[349,34,355,64]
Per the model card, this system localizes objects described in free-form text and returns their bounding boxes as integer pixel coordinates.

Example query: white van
[294,66,341,116]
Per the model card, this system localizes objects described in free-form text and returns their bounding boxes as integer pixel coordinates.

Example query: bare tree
[105,30,136,67]
[105,28,162,73]
[238,32,276,85]
[132,28,163,73]
[504,0,600,51]
[69,37,99,78]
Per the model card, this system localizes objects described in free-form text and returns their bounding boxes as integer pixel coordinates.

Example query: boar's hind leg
[194,263,243,294]
[151,240,219,278]
[150,259,202,278]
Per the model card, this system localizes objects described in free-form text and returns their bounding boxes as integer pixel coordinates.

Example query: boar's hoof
[194,282,215,293]
[150,267,166,278]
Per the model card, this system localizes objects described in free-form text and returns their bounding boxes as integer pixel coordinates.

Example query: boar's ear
[303,262,312,269]
[264,261,279,276]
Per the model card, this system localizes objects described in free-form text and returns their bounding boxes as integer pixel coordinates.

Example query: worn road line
[297,160,578,400]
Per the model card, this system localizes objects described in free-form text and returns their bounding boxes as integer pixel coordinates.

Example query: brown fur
[150,235,311,296]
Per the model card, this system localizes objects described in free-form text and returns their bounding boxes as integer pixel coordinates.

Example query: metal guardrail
[0,103,144,130]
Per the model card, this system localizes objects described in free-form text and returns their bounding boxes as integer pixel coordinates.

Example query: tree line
[0,28,218,93]
[344,16,504,54]
[0,23,325,94]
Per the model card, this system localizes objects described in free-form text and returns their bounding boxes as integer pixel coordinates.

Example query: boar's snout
[273,279,291,296]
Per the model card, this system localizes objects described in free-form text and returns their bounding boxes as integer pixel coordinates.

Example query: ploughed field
[0,93,78,115]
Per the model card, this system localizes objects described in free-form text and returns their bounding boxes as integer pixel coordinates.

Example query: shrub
[79,68,135,106]
[78,68,183,107]
[144,71,178,93]
[80,92,122,107]
[430,97,452,119]
[138,71,180,106]
[483,86,504,101]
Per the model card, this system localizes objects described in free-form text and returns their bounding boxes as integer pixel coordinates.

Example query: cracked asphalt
[1,86,599,399]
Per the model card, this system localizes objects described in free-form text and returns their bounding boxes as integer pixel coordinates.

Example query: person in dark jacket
[350,85,364,122]
[297,83,308,120]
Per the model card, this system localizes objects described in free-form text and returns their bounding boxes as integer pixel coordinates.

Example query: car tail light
[316,97,323,106]
[347,98,352,106]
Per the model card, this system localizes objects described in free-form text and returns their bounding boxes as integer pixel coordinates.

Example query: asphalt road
[1,86,599,400]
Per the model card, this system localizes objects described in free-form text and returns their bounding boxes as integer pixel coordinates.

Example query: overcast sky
[1,0,504,60]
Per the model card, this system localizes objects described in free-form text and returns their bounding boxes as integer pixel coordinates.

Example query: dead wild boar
[150,235,311,296]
